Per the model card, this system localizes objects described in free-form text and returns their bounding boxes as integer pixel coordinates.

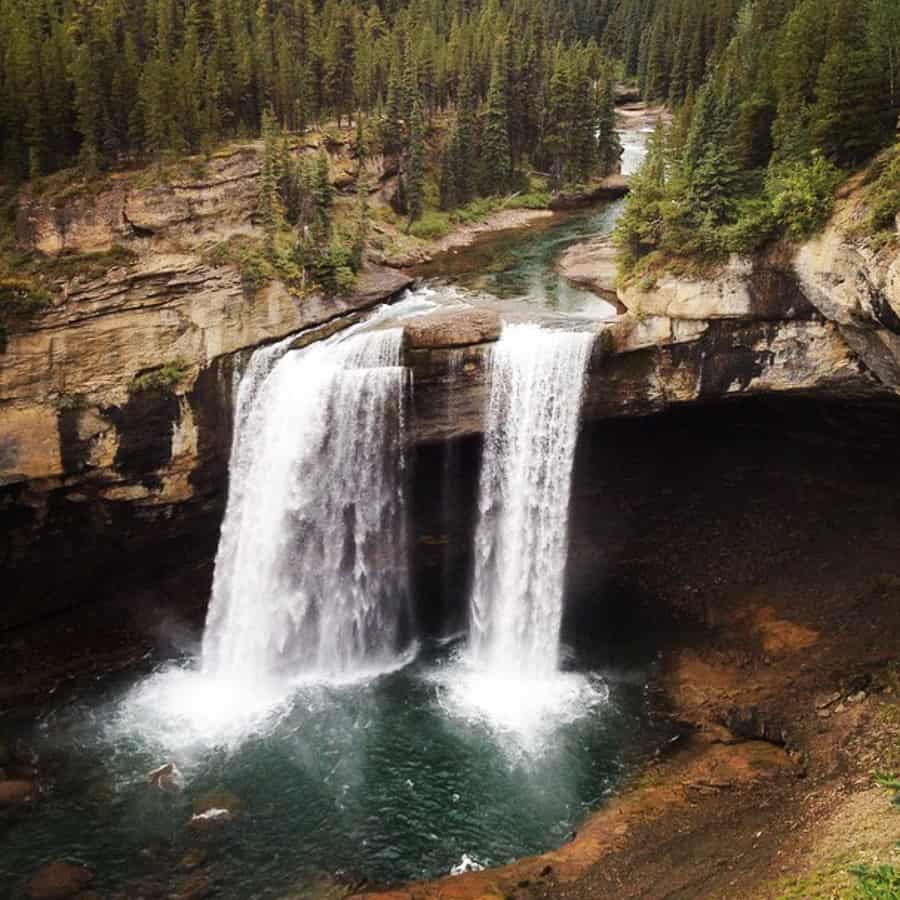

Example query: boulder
[556,235,619,297]
[404,306,502,350]
[26,861,94,899]
[146,762,183,792]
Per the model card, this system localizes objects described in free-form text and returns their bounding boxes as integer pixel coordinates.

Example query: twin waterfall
[201,311,593,689]
[469,325,594,678]
[202,326,412,681]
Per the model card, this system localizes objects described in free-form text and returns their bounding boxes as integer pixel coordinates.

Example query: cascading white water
[201,324,413,683]
[469,323,594,678]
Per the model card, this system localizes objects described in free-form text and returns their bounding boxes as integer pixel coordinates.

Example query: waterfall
[469,323,593,678]
[202,325,413,682]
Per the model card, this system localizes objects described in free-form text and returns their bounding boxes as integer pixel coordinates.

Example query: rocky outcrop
[556,235,619,298]
[795,187,900,391]
[549,174,630,210]
[1,162,896,630]
[16,148,262,256]
[404,306,501,349]
[407,180,900,443]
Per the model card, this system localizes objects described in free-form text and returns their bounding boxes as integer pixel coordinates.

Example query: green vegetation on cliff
[616,0,900,275]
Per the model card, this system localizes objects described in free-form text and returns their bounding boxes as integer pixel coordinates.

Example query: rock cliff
[1,160,896,629]
[1,142,411,627]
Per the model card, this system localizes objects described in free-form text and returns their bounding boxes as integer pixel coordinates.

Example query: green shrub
[866,146,900,235]
[0,277,51,316]
[130,359,189,393]
[0,277,51,353]
[848,863,900,898]
[409,211,451,240]
[308,237,358,296]
[722,196,780,253]
[204,235,277,293]
[766,154,842,241]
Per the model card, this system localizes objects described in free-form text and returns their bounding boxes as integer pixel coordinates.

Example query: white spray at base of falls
[469,323,594,677]
[201,319,414,684]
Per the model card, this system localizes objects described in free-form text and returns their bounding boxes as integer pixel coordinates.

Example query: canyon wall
[1,158,897,630]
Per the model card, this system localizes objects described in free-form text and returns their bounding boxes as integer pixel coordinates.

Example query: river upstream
[1,114,671,899]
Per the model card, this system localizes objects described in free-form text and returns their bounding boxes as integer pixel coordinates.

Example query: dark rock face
[107,389,182,487]
[409,396,900,652]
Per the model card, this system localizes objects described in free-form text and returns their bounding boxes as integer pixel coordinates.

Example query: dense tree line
[617,0,900,267]
[0,0,726,185]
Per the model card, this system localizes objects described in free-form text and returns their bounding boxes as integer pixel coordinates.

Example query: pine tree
[352,170,370,269]
[811,43,893,167]
[258,108,284,258]
[869,0,900,112]
[480,52,512,194]
[596,64,621,175]
[455,64,477,203]
[312,151,334,244]
[439,121,462,208]
[407,97,425,225]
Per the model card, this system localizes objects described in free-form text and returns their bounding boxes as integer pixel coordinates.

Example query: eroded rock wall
[2,141,412,627]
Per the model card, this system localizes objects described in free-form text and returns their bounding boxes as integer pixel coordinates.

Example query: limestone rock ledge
[407,194,898,442]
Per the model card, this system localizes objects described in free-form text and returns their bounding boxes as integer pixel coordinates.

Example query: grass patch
[848,863,900,898]
[504,191,552,210]
[130,359,189,394]
[408,211,451,240]
[451,197,502,225]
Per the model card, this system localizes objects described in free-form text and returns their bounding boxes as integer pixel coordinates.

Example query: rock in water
[188,789,241,829]
[146,761,183,792]
[450,854,485,876]
[26,861,93,899]
[0,779,37,806]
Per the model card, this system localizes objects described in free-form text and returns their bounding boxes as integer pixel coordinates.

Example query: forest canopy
[616,0,900,268]
[0,0,729,184]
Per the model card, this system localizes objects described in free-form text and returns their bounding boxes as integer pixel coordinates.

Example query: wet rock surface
[403,305,502,349]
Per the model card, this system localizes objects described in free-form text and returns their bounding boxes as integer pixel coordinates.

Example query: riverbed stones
[403,306,502,349]
[25,860,94,899]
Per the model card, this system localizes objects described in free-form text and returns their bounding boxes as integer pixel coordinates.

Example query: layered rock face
[1,143,411,627]
[1,162,896,630]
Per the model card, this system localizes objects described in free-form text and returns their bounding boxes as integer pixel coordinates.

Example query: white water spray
[469,323,594,677]
[202,321,414,683]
